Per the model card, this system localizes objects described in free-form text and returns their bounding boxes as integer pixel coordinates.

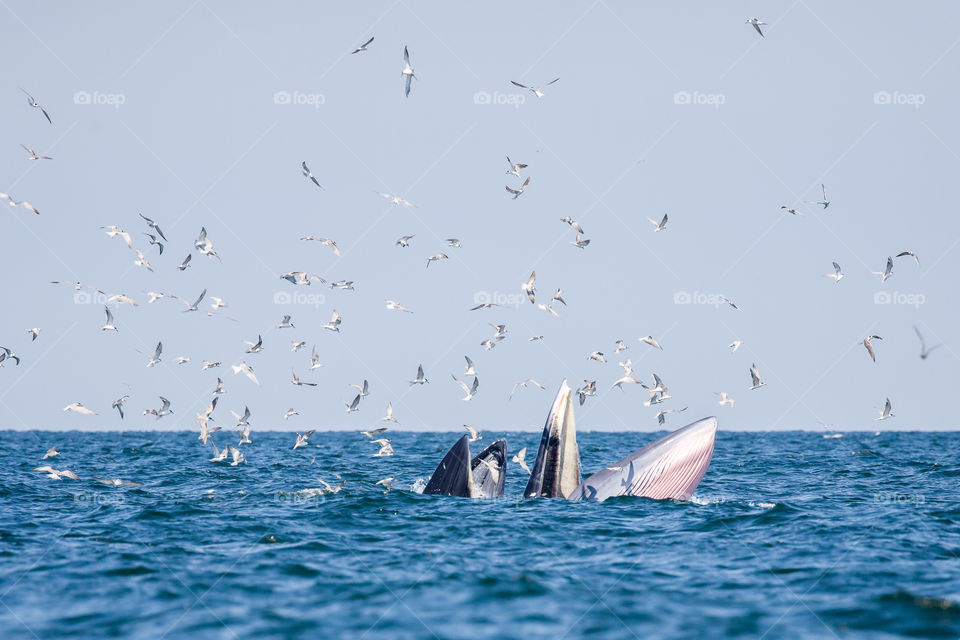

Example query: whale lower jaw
[567,417,718,502]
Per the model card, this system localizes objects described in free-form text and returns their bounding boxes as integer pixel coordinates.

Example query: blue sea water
[2,429,960,639]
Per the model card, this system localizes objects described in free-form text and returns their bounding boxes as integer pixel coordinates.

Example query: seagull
[729,340,742,353]
[100,225,132,248]
[133,250,154,272]
[301,236,341,257]
[292,368,317,387]
[150,396,173,420]
[293,430,315,450]
[143,233,164,255]
[345,394,361,413]
[101,306,119,332]
[386,300,413,313]
[200,422,222,446]
[92,477,142,488]
[401,45,416,97]
[896,251,920,266]
[914,326,941,360]
[506,156,528,177]
[283,408,299,420]
[611,371,643,391]
[656,407,688,425]
[509,379,545,400]
[410,364,429,385]
[577,380,597,406]
[210,443,228,463]
[648,214,668,232]
[588,351,607,363]
[638,335,663,350]
[863,335,883,363]
[452,375,479,401]
[560,216,584,235]
[228,446,245,466]
[0,192,40,215]
[351,36,374,54]
[144,292,165,304]
[195,227,219,260]
[426,253,448,268]
[323,310,342,332]
[872,257,894,282]
[43,446,60,459]
[615,339,628,353]
[243,335,263,353]
[464,356,476,376]
[281,271,325,286]
[570,233,590,249]
[329,280,354,290]
[372,438,394,457]
[806,184,830,209]
[715,392,735,407]
[107,293,138,307]
[177,254,192,271]
[33,466,80,481]
[824,262,844,283]
[309,345,323,370]
[506,176,531,199]
[378,192,415,207]
[146,341,162,367]
[362,427,388,438]
[291,341,306,352]
[537,303,559,318]
[205,361,223,372]
[721,296,742,311]
[277,315,295,329]
[20,88,51,123]
[875,398,894,421]
[749,363,766,390]
[445,238,462,249]
[512,447,530,474]
[301,161,324,189]
[375,477,395,490]
[20,144,52,160]
[231,361,260,386]
[463,425,481,442]
[522,271,536,303]
[138,213,168,242]
[551,289,567,306]
[780,206,800,216]
[510,78,559,99]
[351,380,370,397]
[396,234,415,247]
[746,17,766,37]
[381,402,397,423]
[111,395,128,419]
[210,297,228,310]
[26,328,40,341]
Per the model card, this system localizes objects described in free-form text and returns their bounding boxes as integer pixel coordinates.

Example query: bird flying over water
[863,335,882,363]
[914,326,940,360]
[401,46,416,97]
[352,36,374,54]
[506,176,531,199]
[824,262,844,283]
[875,398,894,421]
[647,214,668,232]
[20,88,51,123]
[873,257,894,282]
[749,363,766,390]
[506,156,527,177]
[510,78,559,98]
[746,17,766,37]
[806,184,829,209]
[20,144,52,160]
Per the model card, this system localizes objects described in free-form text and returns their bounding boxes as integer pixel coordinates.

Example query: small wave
[410,477,427,494]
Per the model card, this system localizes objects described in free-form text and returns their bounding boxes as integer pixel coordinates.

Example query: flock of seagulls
[7,19,945,496]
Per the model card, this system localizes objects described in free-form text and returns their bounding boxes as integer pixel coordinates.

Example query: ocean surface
[2,429,960,640]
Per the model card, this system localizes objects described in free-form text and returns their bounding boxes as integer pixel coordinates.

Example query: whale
[423,435,507,498]
[523,380,581,498]
[567,416,718,502]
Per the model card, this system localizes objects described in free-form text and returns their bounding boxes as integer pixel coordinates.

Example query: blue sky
[1,1,958,431]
